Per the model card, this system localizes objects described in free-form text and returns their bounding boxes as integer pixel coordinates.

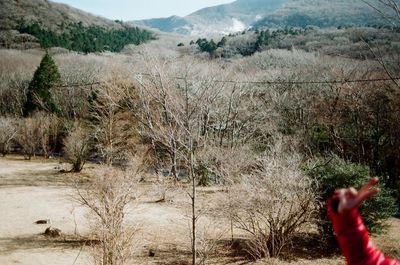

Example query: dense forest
[18,22,156,52]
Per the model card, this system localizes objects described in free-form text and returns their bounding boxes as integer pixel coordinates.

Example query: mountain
[0,0,123,31]
[135,0,287,36]
[253,0,388,29]
[135,16,191,35]
[136,0,389,36]
[0,0,155,52]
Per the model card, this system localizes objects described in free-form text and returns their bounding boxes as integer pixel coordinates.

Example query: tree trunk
[190,148,196,265]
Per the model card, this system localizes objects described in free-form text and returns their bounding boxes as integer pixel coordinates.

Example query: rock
[148,248,156,257]
[155,198,165,203]
[35,219,50,224]
[44,227,62,237]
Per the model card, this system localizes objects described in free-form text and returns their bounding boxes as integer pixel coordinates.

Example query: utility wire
[57,73,400,88]
[201,77,400,85]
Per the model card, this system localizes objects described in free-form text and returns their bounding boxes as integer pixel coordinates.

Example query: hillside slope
[0,0,122,31]
[0,0,155,52]
[253,0,387,28]
[136,0,390,36]
[135,0,287,36]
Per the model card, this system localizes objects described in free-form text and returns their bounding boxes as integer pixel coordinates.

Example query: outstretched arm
[327,178,398,265]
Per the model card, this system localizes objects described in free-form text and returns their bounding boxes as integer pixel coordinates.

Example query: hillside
[253,0,388,28]
[135,0,287,36]
[135,16,192,35]
[136,0,391,36]
[0,0,156,52]
[0,0,122,31]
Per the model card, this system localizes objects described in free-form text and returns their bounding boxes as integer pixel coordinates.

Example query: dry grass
[373,218,400,260]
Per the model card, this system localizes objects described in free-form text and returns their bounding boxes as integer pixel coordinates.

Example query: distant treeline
[192,26,400,60]
[195,27,303,57]
[18,22,156,52]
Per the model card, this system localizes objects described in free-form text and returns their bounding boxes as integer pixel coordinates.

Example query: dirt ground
[0,155,398,265]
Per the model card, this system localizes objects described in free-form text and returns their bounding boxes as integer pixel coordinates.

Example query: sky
[52,0,235,20]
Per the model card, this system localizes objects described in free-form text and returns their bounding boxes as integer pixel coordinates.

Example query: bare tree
[362,0,400,26]
[0,50,41,116]
[126,55,227,265]
[229,140,317,259]
[75,166,138,265]
[16,117,40,159]
[16,113,59,159]
[198,144,255,241]
[361,0,400,88]
[63,123,91,172]
[0,116,17,156]
[33,112,59,158]
[54,53,107,119]
[91,75,134,166]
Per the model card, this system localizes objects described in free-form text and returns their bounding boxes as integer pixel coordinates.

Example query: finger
[355,187,380,206]
[334,188,346,197]
[348,187,357,197]
[335,189,348,199]
[359,177,379,194]
[343,187,357,203]
[338,193,348,214]
[338,189,356,213]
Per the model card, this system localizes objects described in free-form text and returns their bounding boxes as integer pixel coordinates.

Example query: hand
[335,177,380,214]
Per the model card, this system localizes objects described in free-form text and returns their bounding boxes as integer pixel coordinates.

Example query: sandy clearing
[0,248,90,265]
[0,157,90,265]
[0,186,89,238]
[0,157,67,187]
[0,156,189,265]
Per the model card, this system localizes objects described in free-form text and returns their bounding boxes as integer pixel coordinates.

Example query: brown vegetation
[75,166,138,265]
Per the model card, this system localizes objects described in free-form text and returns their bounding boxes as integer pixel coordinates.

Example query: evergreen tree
[217,36,227,47]
[196,38,218,54]
[23,52,60,116]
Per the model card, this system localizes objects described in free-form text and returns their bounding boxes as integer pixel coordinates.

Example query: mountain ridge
[0,0,155,51]
[0,0,124,31]
[135,0,287,36]
[135,0,390,36]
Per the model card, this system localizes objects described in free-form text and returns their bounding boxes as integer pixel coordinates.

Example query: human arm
[327,178,398,265]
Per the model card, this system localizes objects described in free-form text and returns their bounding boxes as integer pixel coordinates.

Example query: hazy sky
[52,0,235,20]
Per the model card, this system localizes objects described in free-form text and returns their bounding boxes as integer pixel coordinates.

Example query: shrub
[75,167,138,265]
[305,156,397,237]
[16,117,40,159]
[230,146,316,258]
[33,112,60,158]
[63,124,90,172]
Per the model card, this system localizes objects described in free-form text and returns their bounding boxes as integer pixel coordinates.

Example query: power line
[136,73,400,85]
[200,77,400,85]
[57,73,400,88]
[58,81,103,88]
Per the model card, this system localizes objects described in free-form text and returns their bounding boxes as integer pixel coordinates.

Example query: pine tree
[23,52,60,116]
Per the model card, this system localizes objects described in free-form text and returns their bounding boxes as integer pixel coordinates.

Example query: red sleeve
[327,196,399,265]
